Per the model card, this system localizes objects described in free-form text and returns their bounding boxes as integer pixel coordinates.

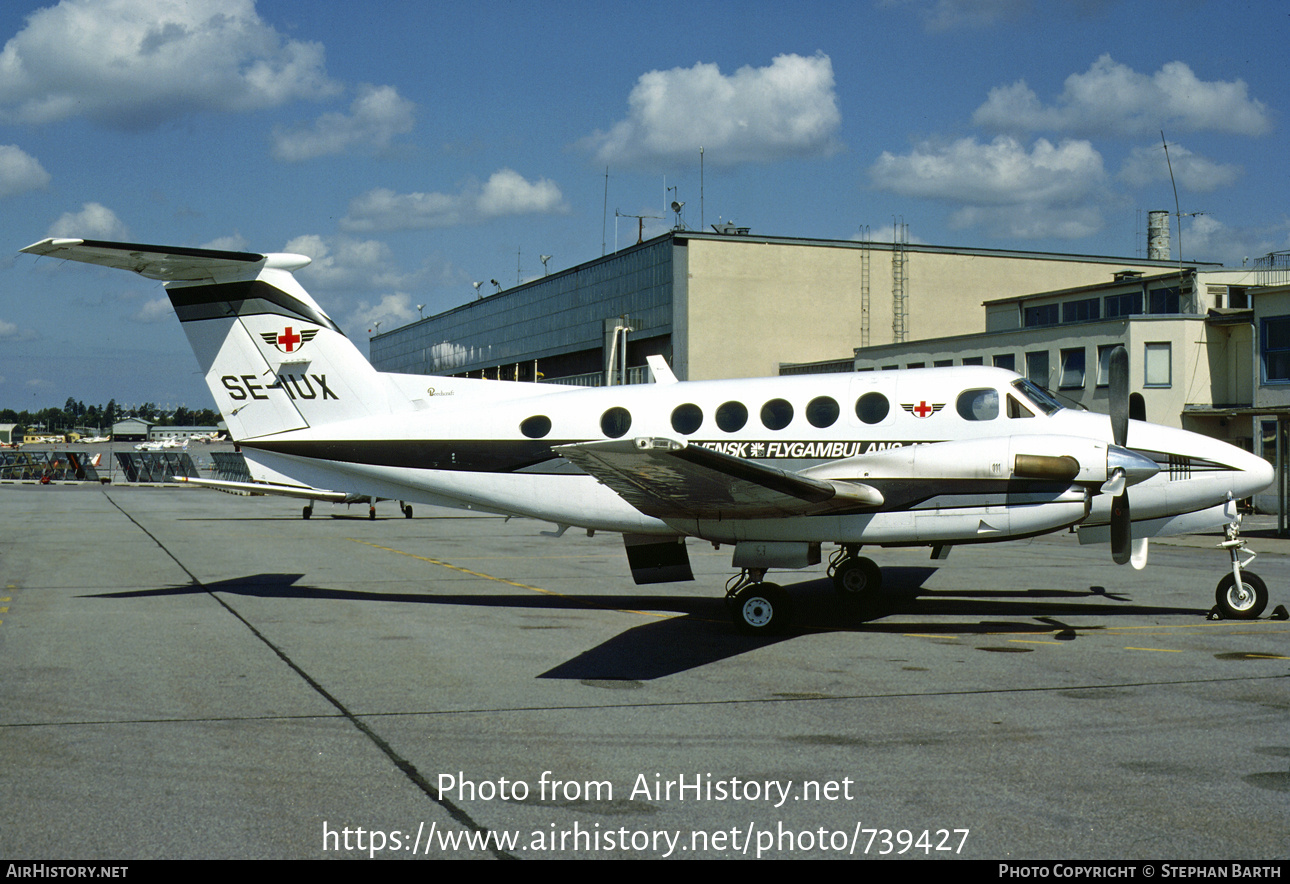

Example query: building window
[1104,292,1142,318]
[1144,342,1172,387]
[1096,344,1123,388]
[1025,351,1050,388]
[1024,304,1059,327]
[962,356,984,365]
[933,359,952,367]
[1059,348,1085,389]
[1062,298,1100,323]
[1261,316,1290,384]
[993,353,1015,371]
[1148,286,1181,314]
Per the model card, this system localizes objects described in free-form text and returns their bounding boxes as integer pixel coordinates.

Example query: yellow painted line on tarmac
[1124,646,1183,653]
[348,538,669,619]
[1008,639,1063,645]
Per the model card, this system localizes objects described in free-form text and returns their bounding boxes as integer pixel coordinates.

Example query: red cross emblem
[901,400,944,418]
[259,327,317,353]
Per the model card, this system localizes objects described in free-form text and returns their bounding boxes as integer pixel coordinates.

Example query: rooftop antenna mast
[601,167,609,256]
[1161,131,1206,308]
[700,146,705,230]
[614,209,661,251]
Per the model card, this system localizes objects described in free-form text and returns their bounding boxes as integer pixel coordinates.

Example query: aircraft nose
[1242,450,1275,497]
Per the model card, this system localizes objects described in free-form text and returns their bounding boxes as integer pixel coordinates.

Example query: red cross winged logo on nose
[260,326,318,354]
[901,400,944,418]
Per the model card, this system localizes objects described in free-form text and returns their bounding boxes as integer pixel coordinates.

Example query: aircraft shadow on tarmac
[86,567,1207,681]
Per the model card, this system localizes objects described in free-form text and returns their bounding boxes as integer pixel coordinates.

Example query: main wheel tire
[302,505,312,520]
[732,583,791,635]
[1215,572,1268,620]
[403,504,413,519]
[832,556,881,596]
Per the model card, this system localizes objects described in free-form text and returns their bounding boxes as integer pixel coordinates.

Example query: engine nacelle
[800,434,1151,488]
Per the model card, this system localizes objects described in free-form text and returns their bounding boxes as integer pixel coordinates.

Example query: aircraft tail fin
[22,238,396,440]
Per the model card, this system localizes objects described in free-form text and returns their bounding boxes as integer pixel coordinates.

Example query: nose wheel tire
[1215,572,1267,620]
[732,583,791,635]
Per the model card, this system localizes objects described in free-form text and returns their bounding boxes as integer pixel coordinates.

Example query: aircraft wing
[555,437,882,520]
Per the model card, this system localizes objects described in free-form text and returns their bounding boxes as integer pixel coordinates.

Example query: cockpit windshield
[1011,378,1064,416]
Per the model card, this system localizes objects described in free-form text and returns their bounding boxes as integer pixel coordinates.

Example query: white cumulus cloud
[348,292,418,334]
[583,53,841,168]
[271,84,415,161]
[973,55,1271,137]
[0,0,339,129]
[341,169,565,232]
[870,136,1107,239]
[48,202,129,239]
[1118,142,1240,193]
[0,144,50,197]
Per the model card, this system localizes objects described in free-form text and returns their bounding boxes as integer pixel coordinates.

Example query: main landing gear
[726,570,791,635]
[725,547,890,634]
[1213,518,1268,620]
[828,545,882,597]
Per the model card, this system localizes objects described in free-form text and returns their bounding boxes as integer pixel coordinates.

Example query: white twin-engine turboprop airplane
[23,238,1278,631]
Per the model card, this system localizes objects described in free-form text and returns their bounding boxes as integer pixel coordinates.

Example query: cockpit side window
[1010,378,1063,415]
[1007,395,1034,419]
[956,388,999,421]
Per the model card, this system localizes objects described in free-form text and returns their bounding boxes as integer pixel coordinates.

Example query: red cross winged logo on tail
[260,326,318,354]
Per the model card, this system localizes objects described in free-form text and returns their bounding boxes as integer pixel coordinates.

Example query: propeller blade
[1128,392,1146,423]
[1108,345,1129,448]
[1102,467,1126,497]
[1111,492,1132,565]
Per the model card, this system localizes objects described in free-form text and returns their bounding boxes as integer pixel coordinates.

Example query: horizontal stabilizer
[21,238,310,282]
[556,437,882,520]
[173,476,368,503]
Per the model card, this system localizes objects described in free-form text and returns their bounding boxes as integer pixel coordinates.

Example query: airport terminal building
[370,228,1201,386]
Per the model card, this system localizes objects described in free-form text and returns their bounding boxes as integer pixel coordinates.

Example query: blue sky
[1,0,1286,412]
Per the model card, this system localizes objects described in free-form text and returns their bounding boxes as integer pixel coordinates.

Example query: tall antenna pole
[601,167,609,256]
[1161,131,1182,266]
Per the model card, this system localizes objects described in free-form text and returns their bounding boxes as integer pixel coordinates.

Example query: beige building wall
[678,235,1181,381]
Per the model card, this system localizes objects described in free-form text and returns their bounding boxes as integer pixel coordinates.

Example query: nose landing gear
[1212,518,1268,620]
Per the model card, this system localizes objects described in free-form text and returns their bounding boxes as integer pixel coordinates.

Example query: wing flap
[555,437,882,520]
